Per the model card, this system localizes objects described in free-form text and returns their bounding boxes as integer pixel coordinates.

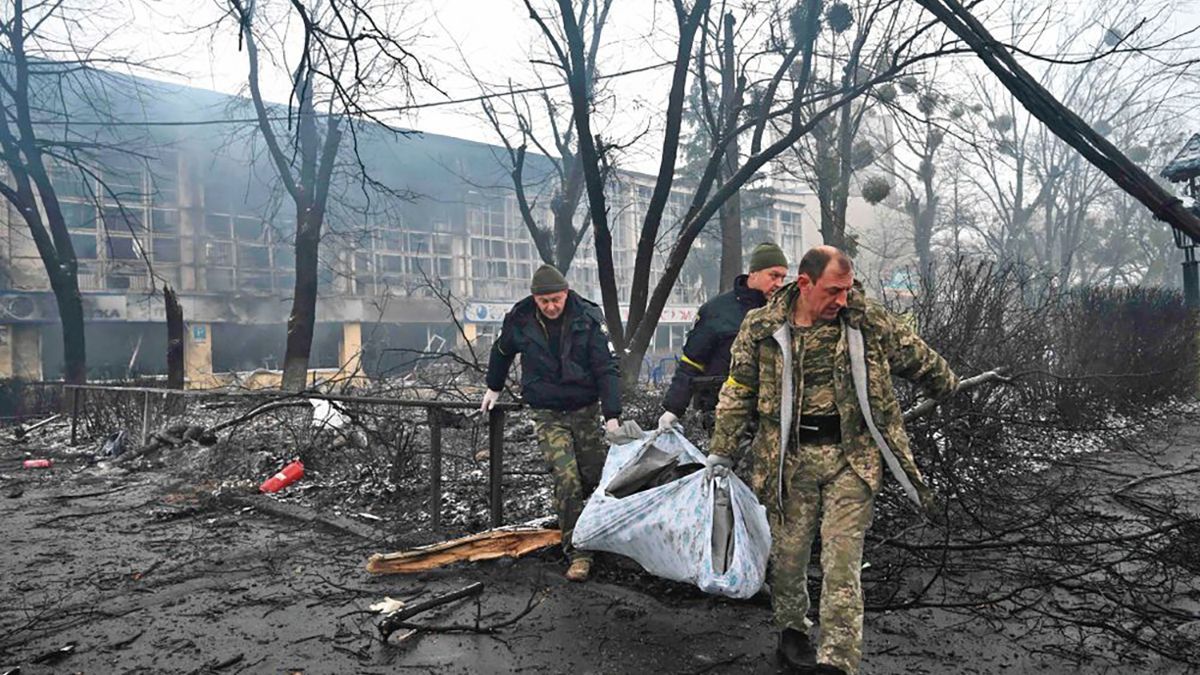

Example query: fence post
[428,407,443,531]
[489,408,505,528]
[141,391,152,444]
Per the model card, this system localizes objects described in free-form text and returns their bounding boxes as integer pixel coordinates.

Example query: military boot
[776,628,816,672]
[812,664,846,675]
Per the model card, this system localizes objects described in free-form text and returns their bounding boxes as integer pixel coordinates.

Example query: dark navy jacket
[486,291,621,419]
[662,274,766,416]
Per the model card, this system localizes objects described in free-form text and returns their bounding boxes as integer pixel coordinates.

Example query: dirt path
[1,428,1193,674]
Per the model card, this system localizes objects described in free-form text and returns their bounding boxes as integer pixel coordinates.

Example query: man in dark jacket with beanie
[658,242,789,433]
[481,264,621,582]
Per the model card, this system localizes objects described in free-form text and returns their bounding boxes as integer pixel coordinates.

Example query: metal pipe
[61,383,521,411]
[489,408,505,528]
[141,391,152,444]
[429,408,443,531]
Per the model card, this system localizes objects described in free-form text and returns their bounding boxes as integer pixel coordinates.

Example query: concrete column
[11,325,41,381]
[184,322,216,389]
[461,322,478,346]
[0,325,12,379]
[339,322,363,377]
[0,325,42,380]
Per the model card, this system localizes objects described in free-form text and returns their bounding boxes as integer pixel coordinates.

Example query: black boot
[776,628,816,672]
[813,664,846,675]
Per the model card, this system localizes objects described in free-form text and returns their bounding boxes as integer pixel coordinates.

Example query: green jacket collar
[743,279,869,340]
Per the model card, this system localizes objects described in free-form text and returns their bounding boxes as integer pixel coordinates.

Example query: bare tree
[475,0,614,275]
[913,0,1200,250]
[861,69,956,283]
[0,0,161,383]
[783,1,887,253]
[533,0,955,385]
[220,0,431,391]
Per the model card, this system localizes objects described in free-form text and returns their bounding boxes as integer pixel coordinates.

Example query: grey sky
[109,0,1200,159]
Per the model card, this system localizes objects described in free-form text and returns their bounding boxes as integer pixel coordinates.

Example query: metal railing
[62,384,522,530]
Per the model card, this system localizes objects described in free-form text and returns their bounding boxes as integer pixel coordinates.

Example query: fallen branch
[378,582,484,640]
[53,485,132,501]
[13,414,61,439]
[219,493,385,542]
[381,587,547,638]
[1114,466,1200,493]
[872,517,1198,551]
[904,368,1009,422]
[209,400,312,435]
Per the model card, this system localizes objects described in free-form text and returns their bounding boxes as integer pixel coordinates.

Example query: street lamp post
[1172,220,1199,308]
[1161,134,1200,308]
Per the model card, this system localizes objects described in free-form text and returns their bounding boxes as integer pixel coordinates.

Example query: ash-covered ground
[1,393,1196,674]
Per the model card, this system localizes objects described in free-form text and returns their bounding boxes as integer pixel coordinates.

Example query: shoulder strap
[847,325,922,507]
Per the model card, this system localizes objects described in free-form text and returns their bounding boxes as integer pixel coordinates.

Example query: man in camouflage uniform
[481,264,622,582]
[706,246,958,675]
[658,242,789,434]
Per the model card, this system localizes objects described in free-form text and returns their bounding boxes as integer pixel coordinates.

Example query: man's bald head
[797,245,852,284]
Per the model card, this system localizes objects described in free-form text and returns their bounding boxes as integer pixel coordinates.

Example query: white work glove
[657,410,678,431]
[604,418,621,436]
[704,453,733,479]
[480,389,501,413]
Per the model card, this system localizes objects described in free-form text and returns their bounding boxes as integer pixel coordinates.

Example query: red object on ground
[22,459,53,469]
[260,460,304,493]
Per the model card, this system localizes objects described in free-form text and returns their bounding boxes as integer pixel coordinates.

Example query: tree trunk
[557,0,625,347]
[814,128,847,249]
[53,276,86,385]
[718,12,742,293]
[282,209,320,391]
[165,285,184,389]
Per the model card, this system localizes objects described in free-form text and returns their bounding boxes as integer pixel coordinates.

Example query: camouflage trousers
[770,443,875,675]
[531,403,607,563]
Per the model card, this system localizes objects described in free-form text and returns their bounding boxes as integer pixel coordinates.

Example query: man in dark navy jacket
[481,264,621,582]
[658,242,789,433]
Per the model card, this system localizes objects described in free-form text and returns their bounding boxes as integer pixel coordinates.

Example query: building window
[62,202,96,230]
[234,216,263,241]
[151,209,179,234]
[205,213,232,239]
[238,244,270,269]
[273,246,294,269]
[207,268,235,291]
[102,206,142,232]
[107,236,140,260]
[206,241,233,266]
[242,272,273,290]
[71,233,98,259]
[153,237,180,262]
[379,255,403,273]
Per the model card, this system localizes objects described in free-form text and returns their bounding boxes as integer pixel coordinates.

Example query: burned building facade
[0,76,823,386]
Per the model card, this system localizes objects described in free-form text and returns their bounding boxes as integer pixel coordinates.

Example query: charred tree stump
[165,285,184,390]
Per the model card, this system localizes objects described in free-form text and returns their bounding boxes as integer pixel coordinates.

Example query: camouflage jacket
[709,281,958,511]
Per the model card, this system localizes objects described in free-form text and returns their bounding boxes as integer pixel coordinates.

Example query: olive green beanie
[530,264,569,294]
[748,242,789,272]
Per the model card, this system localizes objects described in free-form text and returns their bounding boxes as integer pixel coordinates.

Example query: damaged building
[0,73,824,386]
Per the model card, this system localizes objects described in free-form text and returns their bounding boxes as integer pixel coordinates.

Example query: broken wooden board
[366,526,561,574]
[220,493,386,542]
